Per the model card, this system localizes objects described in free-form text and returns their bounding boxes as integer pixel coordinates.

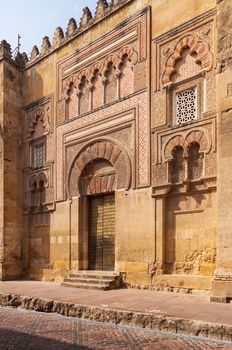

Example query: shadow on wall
[23,69,45,104]
[1,68,46,281]
[22,67,52,279]
[23,187,52,279]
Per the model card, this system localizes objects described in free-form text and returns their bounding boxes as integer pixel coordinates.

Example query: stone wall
[211,0,232,301]
[20,0,218,289]
[0,59,23,279]
[0,61,4,280]
[0,0,225,294]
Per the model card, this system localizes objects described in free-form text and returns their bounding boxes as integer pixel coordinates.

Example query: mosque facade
[0,0,232,301]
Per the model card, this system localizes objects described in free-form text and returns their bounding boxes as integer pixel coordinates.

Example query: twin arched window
[31,179,46,208]
[170,142,203,184]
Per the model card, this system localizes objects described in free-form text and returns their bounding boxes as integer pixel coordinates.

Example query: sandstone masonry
[0,0,231,302]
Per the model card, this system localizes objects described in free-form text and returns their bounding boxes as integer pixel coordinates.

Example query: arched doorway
[80,159,116,271]
[67,138,131,272]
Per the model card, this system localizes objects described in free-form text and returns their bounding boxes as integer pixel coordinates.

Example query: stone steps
[61,271,121,291]
[63,278,114,284]
[61,282,112,291]
[69,272,118,279]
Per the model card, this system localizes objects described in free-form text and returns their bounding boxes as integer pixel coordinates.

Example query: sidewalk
[1,281,232,341]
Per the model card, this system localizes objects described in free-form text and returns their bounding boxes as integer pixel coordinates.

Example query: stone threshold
[1,293,232,343]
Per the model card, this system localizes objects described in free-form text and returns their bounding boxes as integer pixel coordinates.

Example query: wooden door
[88,194,115,271]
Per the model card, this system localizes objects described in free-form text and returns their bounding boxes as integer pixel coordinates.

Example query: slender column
[79,196,89,270]
[154,195,166,275]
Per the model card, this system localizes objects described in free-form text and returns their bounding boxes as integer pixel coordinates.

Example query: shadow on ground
[0,328,93,350]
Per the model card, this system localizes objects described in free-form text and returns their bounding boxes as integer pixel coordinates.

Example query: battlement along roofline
[0,0,134,70]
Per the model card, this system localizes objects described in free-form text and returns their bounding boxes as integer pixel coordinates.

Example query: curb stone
[0,293,232,342]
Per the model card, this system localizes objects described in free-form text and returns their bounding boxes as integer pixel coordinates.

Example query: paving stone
[1,307,232,350]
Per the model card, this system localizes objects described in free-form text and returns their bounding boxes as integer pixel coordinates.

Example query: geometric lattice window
[33,142,45,168]
[176,87,197,125]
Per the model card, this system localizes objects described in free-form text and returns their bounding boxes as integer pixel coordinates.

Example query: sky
[0,0,97,55]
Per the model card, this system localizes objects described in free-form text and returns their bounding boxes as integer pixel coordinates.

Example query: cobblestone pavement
[0,307,232,350]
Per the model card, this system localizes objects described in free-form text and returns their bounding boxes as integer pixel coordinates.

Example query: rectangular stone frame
[151,9,217,291]
[55,7,151,201]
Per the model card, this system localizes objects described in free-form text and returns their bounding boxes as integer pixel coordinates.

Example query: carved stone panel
[152,12,216,129]
[24,97,53,141]
[23,96,54,212]
[56,8,149,125]
[165,192,216,277]
[57,91,149,201]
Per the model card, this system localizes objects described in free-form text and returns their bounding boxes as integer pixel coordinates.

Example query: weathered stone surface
[1,293,232,342]
[211,0,232,300]
[95,0,108,19]
[0,40,11,59]
[217,0,232,70]
[30,45,39,60]
[80,7,92,27]
[52,27,64,47]
[15,52,26,69]
[66,18,77,37]
[41,36,51,55]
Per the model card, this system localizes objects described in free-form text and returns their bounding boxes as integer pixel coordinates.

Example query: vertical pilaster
[0,61,4,280]
[154,195,166,275]
[211,0,232,301]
